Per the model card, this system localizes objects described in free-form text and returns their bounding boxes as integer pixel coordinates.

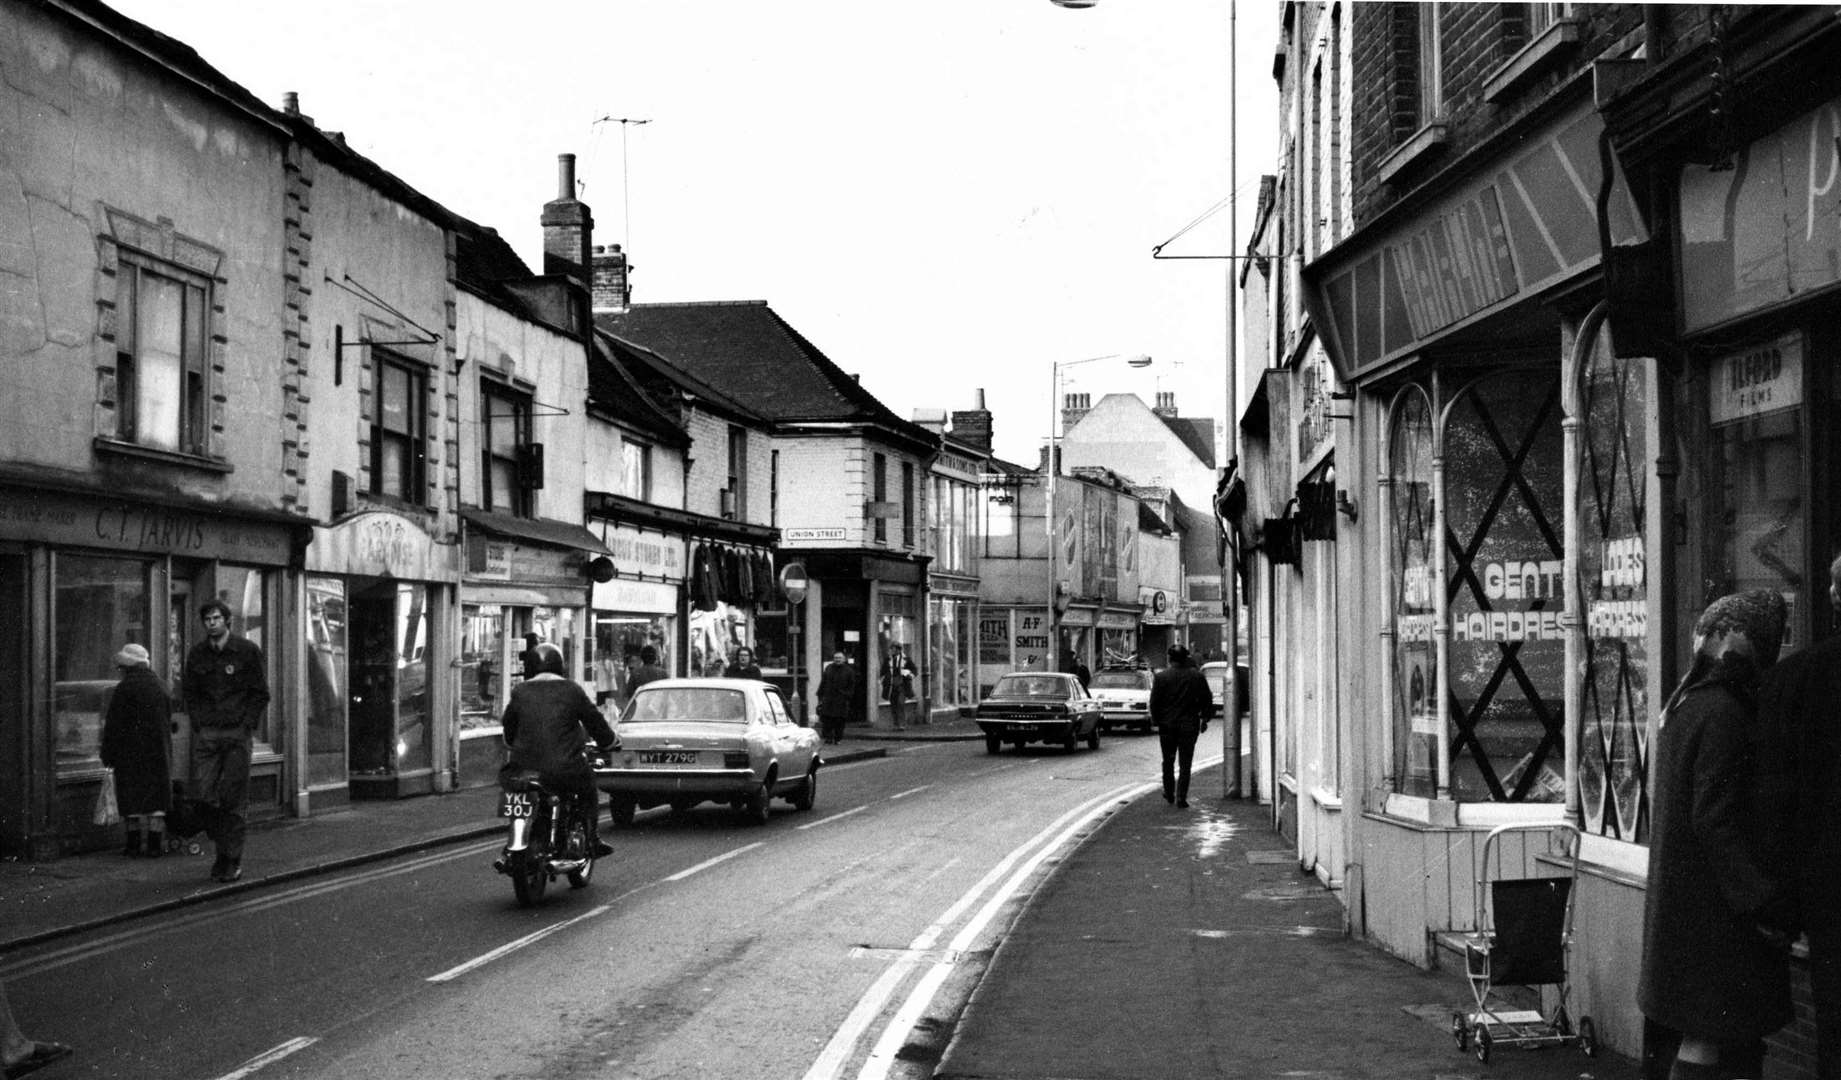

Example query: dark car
[974,671,1103,754]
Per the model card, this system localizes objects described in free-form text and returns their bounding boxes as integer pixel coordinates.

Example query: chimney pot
[282,91,299,115]
[557,153,576,200]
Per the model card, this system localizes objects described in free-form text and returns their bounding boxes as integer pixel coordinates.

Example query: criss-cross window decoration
[1443,370,1565,803]
[1578,344,1650,841]
[1389,388,1439,797]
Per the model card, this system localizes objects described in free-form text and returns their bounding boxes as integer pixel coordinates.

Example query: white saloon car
[595,678,820,826]
[1089,667,1155,733]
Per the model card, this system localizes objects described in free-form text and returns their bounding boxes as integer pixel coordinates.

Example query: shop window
[210,565,273,746]
[115,253,209,456]
[1577,336,1651,842]
[53,554,153,774]
[481,381,536,516]
[460,604,506,736]
[372,352,428,503]
[1444,370,1564,803]
[306,577,349,787]
[754,608,790,673]
[1388,388,1437,797]
[690,602,753,677]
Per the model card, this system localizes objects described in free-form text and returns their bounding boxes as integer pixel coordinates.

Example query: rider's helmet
[529,641,566,677]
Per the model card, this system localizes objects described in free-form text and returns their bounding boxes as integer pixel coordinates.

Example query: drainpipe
[1561,302,1607,831]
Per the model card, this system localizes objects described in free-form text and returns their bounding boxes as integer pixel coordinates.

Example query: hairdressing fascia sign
[1305,106,1645,382]
[1678,98,1841,332]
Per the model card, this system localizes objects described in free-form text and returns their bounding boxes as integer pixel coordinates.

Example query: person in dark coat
[723,647,763,681]
[1758,554,1841,1080]
[184,600,270,884]
[1640,589,1794,1080]
[883,644,916,730]
[1149,645,1215,808]
[1062,651,1091,692]
[816,650,858,745]
[501,643,618,857]
[632,644,669,689]
[102,643,171,858]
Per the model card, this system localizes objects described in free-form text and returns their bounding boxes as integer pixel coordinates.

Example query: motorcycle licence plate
[499,792,534,818]
[640,750,699,765]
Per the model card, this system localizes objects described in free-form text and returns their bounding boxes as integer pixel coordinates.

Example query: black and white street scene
[3,3,1840,1078]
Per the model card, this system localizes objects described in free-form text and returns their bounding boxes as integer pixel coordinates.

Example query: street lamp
[1047,353,1152,675]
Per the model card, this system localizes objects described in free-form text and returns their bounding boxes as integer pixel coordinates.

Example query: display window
[1388,387,1438,798]
[1577,332,1651,842]
[460,604,506,736]
[306,577,349,787]
[689,601,753,677]
[53,553,154,773]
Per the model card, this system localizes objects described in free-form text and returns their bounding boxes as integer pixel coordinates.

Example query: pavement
[0,714,1641,1079]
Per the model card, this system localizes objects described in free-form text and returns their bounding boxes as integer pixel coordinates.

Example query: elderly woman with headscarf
[1639,589,1797,1080]
[101,643,172,857]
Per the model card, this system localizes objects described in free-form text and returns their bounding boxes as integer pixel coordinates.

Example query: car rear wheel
[985,734,1001,755]
[609,797,636,828]
[1063,725,1078,752]
[741,775,773,825]
[1086,724,1101,750]
[792,761,818,811]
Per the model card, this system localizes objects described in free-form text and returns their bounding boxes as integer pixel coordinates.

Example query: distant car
[1201,662,1228,712]
[1089,667,1154,733]
[974,671,1102,754]
[595,678,821,826]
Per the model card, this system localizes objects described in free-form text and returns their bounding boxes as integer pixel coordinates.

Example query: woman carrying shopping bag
[101,643,172,856]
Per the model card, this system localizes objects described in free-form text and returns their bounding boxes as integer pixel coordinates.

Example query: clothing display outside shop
[686,543,776,678]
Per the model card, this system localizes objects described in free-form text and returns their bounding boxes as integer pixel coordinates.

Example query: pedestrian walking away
[183,600,271,884]
[1062,650,1091,692]
[816,650,858,745]
[1640,589,1795,1080]
[1758,552,1841,1080]
[501,643,617,858]
[0,981,72,1079]
[101,643,172,858]
[883,644,915,730]
[1149,644,1214,808]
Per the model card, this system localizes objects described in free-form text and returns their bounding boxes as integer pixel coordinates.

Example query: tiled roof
[603,332,766,427]
[586,337,692,449]
[596,302,936,448]
[1160,415,1217,469]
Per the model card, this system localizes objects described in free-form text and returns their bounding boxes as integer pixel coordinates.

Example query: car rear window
[1090,671,1148,690]
[625,688,747,723]
[990,675,1069,700]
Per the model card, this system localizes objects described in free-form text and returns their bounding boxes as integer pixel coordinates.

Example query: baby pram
[164,781,206,855]
[1450,822,1596,1064]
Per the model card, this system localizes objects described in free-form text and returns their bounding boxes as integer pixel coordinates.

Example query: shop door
[0,551,25,852]
[349,583,397,778]
[167,577,196,779]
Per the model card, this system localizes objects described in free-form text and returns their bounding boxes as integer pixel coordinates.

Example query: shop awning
[460,509,613,555]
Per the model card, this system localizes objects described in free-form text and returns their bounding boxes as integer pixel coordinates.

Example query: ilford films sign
[1307,107,1645,381]
[1679,97,1841,331]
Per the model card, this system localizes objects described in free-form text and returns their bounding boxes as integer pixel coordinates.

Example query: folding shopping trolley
[1450,822,1597,1064]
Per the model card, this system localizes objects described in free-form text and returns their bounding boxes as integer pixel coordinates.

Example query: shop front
[1138,587,1174,665]
[303,509,458,806]
[928,576,978,720]
[793,551,926,728]
[456,510,608,789]
[975,606,1048,698]
[0,483,309,858]
[1096,608,1139,669]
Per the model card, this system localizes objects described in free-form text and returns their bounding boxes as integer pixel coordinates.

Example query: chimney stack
[541,153,594,292]
[949,387,994,453]
[592,245,632,313]
[1153,390,1179,419]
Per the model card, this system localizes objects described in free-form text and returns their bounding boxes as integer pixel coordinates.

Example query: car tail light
[723,751,750,769]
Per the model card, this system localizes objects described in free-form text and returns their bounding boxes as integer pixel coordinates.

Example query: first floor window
[373,353,428,502]
[482,381,534,515]
[116,255,209,455]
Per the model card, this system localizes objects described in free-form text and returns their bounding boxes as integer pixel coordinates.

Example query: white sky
[106,0,1281,467]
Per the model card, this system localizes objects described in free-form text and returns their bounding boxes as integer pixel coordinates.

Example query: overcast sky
[106,0,1281,467]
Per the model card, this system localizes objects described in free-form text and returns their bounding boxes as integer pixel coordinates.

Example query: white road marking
[797,805,869,830]
[802,778,1154,1080]
[664,841,765,881]
[427,903,614,982]
[887,786,930,800]
[207,1036,317,1080]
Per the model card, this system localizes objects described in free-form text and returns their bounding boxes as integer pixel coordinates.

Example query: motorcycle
[492,764,604,907]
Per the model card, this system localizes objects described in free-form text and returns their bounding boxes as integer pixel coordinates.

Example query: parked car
[1201,661,1246,717]
[595,678,820,826]
[974,671,1102,754]
[1089,666,1154,733]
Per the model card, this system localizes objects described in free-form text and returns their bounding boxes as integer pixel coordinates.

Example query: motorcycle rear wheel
[510,851,548,907]
[566,815,595,888]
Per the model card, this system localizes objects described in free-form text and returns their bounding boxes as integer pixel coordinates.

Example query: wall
[453,293,588,522]
[0,2,289,503]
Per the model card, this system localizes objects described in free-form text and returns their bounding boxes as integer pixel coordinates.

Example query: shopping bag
[93,767,120,826]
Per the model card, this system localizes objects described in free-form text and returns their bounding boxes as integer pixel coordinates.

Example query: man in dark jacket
[816,650,858,745]
[501,643,617,857]
[1149,645,1214,808]
[632,644,669,690]
[184,600,270,883]
[1759,555,1841,1080]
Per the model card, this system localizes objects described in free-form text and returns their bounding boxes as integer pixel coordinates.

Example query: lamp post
[1047,353,1152,674]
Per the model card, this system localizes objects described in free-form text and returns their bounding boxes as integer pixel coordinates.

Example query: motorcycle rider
[500,642,617,858]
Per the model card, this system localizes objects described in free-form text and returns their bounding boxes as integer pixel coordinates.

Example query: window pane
[461,604,506,735]
[489,458,518,513]
[307,577,348,787]
[380,435,409,499]
[1391,390,1437,797]
[54,554,152,773]
[381,364,411,436]
[395,584,430,773]
[136,273,185,451]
